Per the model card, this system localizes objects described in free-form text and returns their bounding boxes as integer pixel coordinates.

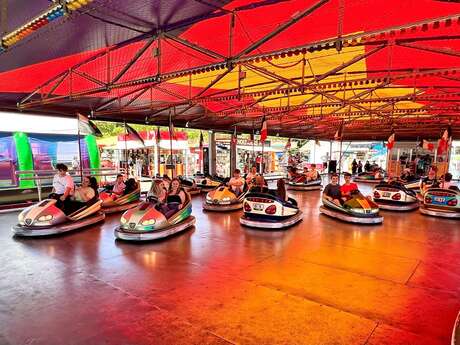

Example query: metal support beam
[208,130,216,176]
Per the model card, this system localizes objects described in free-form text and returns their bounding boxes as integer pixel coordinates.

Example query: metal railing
[15,168,127,201]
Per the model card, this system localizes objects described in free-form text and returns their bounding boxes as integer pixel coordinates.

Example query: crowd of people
[48,156,458,217]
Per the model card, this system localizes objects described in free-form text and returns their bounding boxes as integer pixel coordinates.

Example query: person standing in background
[351,159,358,175]
[135,155,143,178]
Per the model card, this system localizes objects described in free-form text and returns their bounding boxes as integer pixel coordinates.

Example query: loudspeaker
[328,160,337,173]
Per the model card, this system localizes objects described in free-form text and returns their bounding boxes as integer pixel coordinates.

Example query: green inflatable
[13,132,35,188]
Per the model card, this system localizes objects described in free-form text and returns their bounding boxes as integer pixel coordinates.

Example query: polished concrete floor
[1,183,459,345]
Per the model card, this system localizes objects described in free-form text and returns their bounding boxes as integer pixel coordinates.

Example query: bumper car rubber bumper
[319,206,383,224]
[287,183,322,191]
[103,201,141,214]
[12,212,105,237]
[373,200,419,211]
[114,216,196,241]
[353,178,384,184]
[239,211,303,229]
[419,206,460,219]
[203,202,243,211]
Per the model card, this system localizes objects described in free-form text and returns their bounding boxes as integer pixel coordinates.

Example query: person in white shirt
[51,163,74,211]
[228,169,245,195]
[135,156,143,178]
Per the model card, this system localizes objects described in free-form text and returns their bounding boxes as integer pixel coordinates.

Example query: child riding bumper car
[287,175,322,191]
[354,171,384,184]
[373,181,419,211]
[320,190,383,224]
[100,178,141,214]
[114,192,195,241]
[286,165,322,190]
[12,197,105,237]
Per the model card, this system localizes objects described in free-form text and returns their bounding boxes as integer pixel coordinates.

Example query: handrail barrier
[14,168,127,202]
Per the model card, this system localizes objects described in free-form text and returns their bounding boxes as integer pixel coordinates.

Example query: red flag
[420,139,434,151]
[386,131,395,150]
[260,117,267,142]
[169,121,176,140]
[156,127,161,144]
[437,127,452,155]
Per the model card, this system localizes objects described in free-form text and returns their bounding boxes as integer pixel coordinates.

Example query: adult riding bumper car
[100,178,141,214]
[12,198,105,237]
[178,176,201,195]
[203,184,248,211]
[287,174,322,191]
[320,190,383,224]
[240,190,302,229]
[354,172,384,184]
[372,181,419,211]
[114,193,195,241]
[419,188,460,219]
[194,174,223,192]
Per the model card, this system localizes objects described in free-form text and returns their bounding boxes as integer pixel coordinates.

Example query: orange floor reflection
[1,183,459,345]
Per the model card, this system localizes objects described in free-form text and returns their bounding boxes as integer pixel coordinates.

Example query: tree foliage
[93,121,208,145]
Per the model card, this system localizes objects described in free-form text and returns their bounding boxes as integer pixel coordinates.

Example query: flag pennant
[156,127,161,144]
[169,120,176,140]
[420,139,434,151]
[260,117,268,143]
[386,131,396,150]
[77,113,102,137]
[199,131,204,149]
[334,123,343,140]
[125,124,145,146]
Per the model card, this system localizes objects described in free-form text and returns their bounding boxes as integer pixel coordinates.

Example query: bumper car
[320,190,383,224]
[354,172,384,184]
[194,174,223,192]
[240,190,303,229]
[203,184,248,211]
[12,198,105,237]
[403,179,421,191]
[372,181,419,211]
[178,176,201,195]
[100,179,141,214]
[419,188,460,219]
[114,193,195,241]
[287,175,322,191]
